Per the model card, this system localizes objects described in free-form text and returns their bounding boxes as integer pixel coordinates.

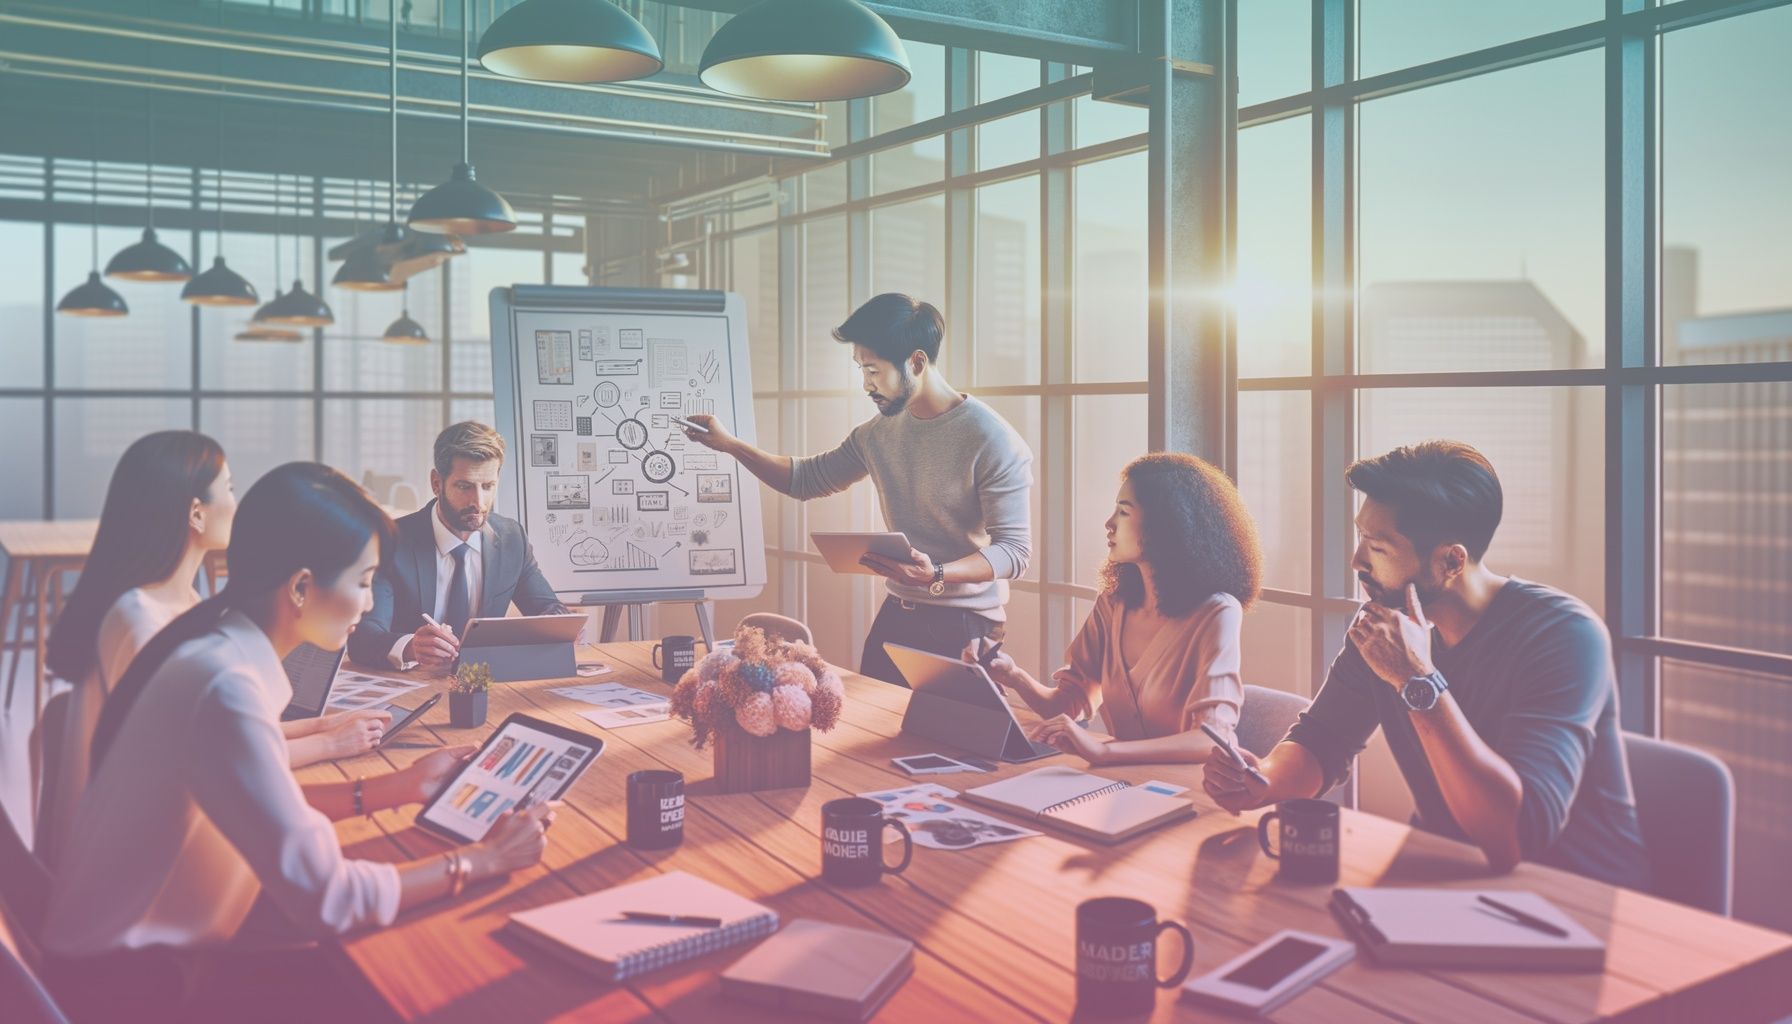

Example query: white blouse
[40,586,195,867]
[41,611,400,956]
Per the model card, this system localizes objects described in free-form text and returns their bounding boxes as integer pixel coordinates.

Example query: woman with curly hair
[964,452,1262,765]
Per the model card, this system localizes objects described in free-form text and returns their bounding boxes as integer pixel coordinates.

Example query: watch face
[1402,675,1439,711]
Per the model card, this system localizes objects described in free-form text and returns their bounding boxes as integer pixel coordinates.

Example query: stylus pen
[1199,722,1271,787]
[419,612,459,641]
[977,639,1004,669]
[1477,895,1569,938]
[672,416,710,433]
[619,912,723,928]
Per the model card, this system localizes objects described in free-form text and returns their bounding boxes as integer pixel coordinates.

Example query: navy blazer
[347,501,567,668]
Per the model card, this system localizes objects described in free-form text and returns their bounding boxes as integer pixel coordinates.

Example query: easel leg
[693,601,715,650]
[600,605,624,643]
[626,604,642,641]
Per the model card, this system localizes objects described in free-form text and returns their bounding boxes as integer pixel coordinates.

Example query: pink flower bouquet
[669,625,845,750]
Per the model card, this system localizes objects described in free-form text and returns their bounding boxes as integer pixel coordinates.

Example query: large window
[2,164,578,518]
[1238,0,1792,931]
[707,49,1151,686]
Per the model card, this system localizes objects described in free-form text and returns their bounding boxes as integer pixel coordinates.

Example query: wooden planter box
[712,715,811,793]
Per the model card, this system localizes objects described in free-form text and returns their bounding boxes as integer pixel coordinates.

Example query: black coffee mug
[1074,897,1194,1017]
[820,797,913,886]
[1257,798,1340,883]
[652,635,702,683]
[627,770,684,849]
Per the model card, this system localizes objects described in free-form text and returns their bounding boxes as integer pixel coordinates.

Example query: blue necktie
[443,542,472,637]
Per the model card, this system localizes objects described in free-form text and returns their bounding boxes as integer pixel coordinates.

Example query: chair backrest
[0,801,50,943]
[1237,684,1354,808]
[1623,732,1733,916]
[737,613,814,648]
[0,907,69,1024]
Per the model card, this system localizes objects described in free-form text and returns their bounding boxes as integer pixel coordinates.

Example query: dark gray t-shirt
[1286,578,1652,890]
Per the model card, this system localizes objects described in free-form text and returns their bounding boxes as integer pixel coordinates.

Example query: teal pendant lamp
[262,180,333,325]
[182,17,257,307]
[382,284,430,344]
[699,0,910,101]
[106,0,191,283]
[477,0,662,83]
[60,157,130,318]
[409,0,515,234]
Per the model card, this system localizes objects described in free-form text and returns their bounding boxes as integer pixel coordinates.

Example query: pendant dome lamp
[106,0,191,282]
[59,157,130,318]
[236,323,304,342]
[408,0,515,235]
[698,0,910,102]
[381,283,431,344]
[181,13,257,307]
[261,176,335,326]
[250,173,290,326]
[333,180,403,292]
[477,0,662,83]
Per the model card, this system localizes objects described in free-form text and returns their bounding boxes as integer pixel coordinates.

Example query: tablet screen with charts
[416,713,603,844]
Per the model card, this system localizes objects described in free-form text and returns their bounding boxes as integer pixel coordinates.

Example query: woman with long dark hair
[965,452,1262,765]
[41,433,387,865]
[40,463,552,1023]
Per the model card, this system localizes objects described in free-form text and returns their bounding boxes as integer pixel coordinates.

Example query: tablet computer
[415,712,603,844]
[883,643,1059,763]
[810,531,914,575]
[460,612,587,648]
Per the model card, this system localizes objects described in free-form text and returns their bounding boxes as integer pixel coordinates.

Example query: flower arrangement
[670,625,844,749]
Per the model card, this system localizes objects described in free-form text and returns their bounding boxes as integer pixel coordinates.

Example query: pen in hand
[618,911,723,928]
[977,639,1004,669]
[1199,722,1271,787]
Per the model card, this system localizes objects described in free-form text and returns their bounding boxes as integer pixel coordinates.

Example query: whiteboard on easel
[490,285,765,604]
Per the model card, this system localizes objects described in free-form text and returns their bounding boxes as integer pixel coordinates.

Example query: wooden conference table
[299,642,1792,1023]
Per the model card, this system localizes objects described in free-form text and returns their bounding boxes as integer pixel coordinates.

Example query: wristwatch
[928,559,947,597]
[1401,670,1448,712]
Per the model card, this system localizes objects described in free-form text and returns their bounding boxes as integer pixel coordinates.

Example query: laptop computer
[281,642,346,721]
[882,643,1058,763]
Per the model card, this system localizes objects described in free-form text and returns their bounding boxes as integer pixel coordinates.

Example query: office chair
[1624,732,1734,916]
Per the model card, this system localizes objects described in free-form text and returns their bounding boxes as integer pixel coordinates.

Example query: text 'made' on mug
[820,797,913,887]
[1256,797,1340,884]
[652,635,703,683]
[626,770,685,850]
[1074,897,1194,1017]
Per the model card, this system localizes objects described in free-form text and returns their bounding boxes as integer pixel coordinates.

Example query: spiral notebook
[963,766,1196,845]
[508,871,779,982]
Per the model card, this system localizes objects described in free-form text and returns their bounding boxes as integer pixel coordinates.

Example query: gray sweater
[789,396,1032,618]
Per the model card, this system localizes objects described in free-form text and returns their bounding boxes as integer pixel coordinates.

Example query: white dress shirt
[42,611,401,956]
[40,587,196,867]
[387,508,484,668]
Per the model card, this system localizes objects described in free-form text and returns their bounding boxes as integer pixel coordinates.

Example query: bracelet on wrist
[353,777,366,817]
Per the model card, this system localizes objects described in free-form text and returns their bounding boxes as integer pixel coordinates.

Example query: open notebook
[1330,888,1605,971]
[509,871,779,982]
[963,766,1196,845]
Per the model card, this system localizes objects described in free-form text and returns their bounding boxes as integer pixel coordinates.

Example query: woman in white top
[40,463,553,1023]
[966,452,1263,766]
[42,432,390,865]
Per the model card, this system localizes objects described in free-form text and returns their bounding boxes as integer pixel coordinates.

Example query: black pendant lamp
[477,0,662,83]
[699,0,910,101]
[251,174,289,325]
[59,158,130,318]
[262,177,334,325]
[106,0,191,283]
[236,323,303,342]
[409,0,515,234]
[333,217,403,292]
[382,284,430,344]
[182,25,257,307]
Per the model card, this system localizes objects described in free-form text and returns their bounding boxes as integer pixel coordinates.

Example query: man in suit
[348,421,569,672]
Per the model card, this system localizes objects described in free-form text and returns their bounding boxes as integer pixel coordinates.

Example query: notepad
[722,919,915,1021]
[508,871,779,982]
[962,766,1197,845]
[1329,888,1605,971]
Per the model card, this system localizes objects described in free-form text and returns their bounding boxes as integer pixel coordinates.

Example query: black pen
[977,639,1004,669]
[1477,895,1569,938]
[619,911,723,928]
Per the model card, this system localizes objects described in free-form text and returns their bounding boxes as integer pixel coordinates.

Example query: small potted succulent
[449,660,493,728]
[670,625,844,793]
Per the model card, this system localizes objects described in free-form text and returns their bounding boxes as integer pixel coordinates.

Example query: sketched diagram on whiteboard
[508,306,754,592]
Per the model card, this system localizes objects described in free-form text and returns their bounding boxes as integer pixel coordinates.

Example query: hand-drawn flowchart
[495,291,763,602]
